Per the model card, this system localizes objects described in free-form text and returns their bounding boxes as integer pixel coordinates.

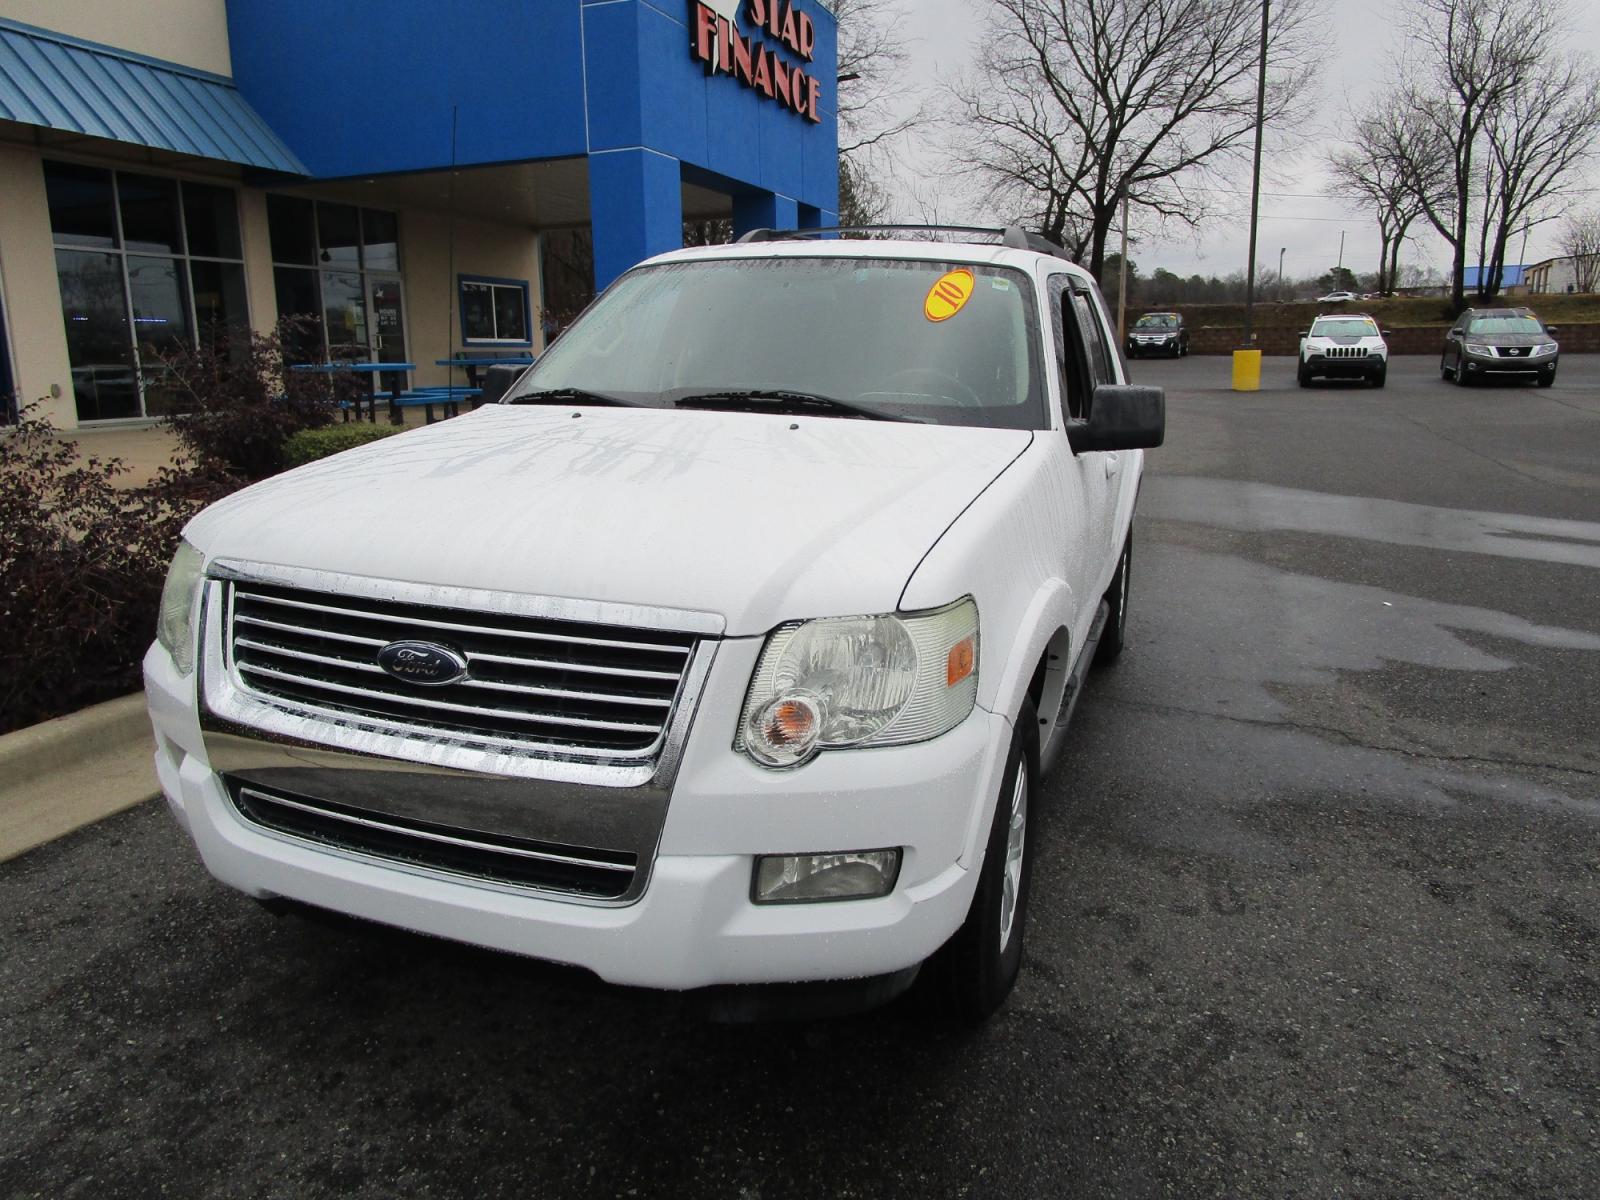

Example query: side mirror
[1298,330,1309,338]
[1068,384,1165,453]
[1381,329,1392,337]
[1545,324,1560,334]
[480,364,524,405]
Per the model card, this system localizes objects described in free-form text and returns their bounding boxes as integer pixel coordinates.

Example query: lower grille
[229,783,637,898]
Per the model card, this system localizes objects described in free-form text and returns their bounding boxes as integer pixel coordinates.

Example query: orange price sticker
[924,269,975,323]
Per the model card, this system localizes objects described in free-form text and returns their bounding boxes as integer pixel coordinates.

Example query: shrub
[157,321,366,481]
[282,422,405,468]
[0,404,236,734]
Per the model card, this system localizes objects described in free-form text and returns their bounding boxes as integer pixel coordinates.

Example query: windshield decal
[924,269,976,323]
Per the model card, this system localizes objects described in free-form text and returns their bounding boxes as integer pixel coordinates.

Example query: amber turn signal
[946,636,976,687]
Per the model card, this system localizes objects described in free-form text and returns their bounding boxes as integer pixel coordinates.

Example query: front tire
[1297,363,1312,387]
[940,700,1037,1023]
[1440,354,1453,380]
[1538,373,1555,388]
[1371,367,1387,388]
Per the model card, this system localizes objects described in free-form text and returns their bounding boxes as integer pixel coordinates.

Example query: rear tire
[939,699,1037,1024]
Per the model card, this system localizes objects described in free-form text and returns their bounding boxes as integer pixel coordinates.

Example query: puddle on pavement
[1144,476,1600,570]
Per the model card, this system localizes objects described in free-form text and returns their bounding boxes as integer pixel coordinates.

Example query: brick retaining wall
[1182,322,1600,355]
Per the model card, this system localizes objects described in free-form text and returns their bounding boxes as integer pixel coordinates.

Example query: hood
[1468,331,1548,347]
[186,406,1033,636]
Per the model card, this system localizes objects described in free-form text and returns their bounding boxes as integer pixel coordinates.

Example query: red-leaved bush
[157,321,366,481]
[0,403,235,733]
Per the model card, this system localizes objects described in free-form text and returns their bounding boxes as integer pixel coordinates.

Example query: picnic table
[435,355,536,387]
[290,361,417,423]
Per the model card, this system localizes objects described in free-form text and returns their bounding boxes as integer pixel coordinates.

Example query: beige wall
[399,209,543,389]
[0,143,73,427]
[237,190,277,338]
[1,0,232,75]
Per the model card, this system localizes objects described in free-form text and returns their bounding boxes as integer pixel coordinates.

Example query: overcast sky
[884,0,1600,282]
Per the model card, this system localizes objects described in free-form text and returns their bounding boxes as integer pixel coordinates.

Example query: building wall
[397,209,543,390]
[0,0,232,76]
[0,142,72,426]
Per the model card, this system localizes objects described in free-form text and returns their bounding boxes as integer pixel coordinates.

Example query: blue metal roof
[0,18,305,175]
[1464,264,1526,288]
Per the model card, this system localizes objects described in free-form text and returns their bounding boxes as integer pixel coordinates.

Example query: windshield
[1310,318,1378,338]
[1134,314,1178,329]
[512,257,1046,429]
[1467,316,1544,335]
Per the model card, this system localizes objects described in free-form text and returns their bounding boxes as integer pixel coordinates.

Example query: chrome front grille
[224,578,698,761]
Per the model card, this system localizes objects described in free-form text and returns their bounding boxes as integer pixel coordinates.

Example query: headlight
[737,598,979,768]
[1533,342,1557,356]
[1465,343,1491,355]
[156,539,204,674]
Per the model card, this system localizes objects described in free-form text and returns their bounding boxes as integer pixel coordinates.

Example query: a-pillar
[732,190,799,240]
[588,148,684,291]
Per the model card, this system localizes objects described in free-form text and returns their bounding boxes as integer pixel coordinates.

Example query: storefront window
[55,248,137,421]
[184,182,243,259]
[459,276,530,345]
[266,194,315,265]
[268,197,405,365]
[44,162,117,250]
[118,174,183,255]
[44,160,247,422]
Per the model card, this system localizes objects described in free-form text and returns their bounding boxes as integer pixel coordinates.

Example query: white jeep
[145,227,1163,1021]
[1298,313,1390,388]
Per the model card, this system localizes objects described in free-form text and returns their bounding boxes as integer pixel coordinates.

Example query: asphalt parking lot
[4,354,1598,1199]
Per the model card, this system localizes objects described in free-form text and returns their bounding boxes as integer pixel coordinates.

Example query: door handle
[1104,453,1120,478]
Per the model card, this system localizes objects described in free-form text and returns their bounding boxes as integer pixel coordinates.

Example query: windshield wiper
[673,389,916,422]
[504,387,645,408]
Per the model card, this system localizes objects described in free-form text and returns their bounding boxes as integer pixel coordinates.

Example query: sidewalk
[0,693,156,862]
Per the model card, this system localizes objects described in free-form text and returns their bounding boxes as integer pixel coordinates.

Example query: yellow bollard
[1231,348,1262,391]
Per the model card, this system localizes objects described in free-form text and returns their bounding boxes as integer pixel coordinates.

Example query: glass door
[366,273,408,397]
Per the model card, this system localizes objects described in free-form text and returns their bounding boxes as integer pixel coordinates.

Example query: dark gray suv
[1440,308,1559,387]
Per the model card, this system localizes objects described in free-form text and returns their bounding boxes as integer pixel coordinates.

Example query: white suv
[1298,313,1389,388]
[145,227,1162,1021]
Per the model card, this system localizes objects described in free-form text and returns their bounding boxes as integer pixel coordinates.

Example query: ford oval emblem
[376,640,469,687]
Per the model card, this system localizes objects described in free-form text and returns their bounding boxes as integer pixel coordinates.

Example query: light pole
[1278,246,1286,301]
[1235,0,1269,391]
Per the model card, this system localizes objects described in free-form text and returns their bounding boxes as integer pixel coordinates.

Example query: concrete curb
[1,692,157,862]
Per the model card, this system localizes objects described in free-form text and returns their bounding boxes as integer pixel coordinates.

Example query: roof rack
[734,223,1076,262]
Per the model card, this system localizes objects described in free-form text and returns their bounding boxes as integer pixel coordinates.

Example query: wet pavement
[4,355,1598,1198]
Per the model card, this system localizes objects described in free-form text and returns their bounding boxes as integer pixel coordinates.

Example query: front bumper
[1460,350,1557,379]
[145,637,1014,990]
[1126,338,1178,356]
[1303,352,1384,379]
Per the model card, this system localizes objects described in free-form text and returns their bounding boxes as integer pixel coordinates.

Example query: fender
[957,577,1077,866]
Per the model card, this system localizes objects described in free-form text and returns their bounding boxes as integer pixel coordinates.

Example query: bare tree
[950,0,1309,281]
[1394,0,1563,310]
[1329,98,1431,294]
[832,0,923,159]
[1473,53,1600,296]
[1560,208,1600,293]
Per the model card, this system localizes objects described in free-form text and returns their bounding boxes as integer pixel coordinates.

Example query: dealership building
[0,0,840,428]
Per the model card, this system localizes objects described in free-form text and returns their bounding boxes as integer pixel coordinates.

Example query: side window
[1070,289,1115,388]
[1047,274,1086,420]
